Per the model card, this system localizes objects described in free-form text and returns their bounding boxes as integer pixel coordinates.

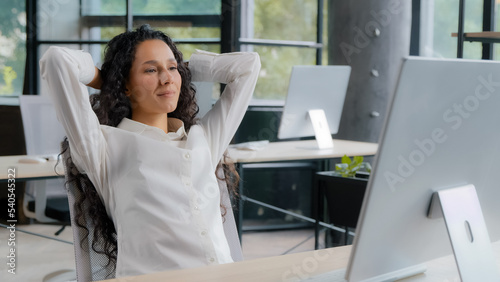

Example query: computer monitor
[19,95,66,157]
[193,81,214,118]
[345,57,500,281]
[277,65,351,149]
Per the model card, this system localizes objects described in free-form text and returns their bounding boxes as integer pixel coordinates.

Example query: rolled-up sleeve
[190,50,261,168]
[40,46,107,195]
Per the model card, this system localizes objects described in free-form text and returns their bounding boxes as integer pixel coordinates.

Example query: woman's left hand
[86,66,102,90]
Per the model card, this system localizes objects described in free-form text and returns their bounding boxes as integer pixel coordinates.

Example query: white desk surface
[227,139,378,163]
[99,241,500,282]
[0,155,64,181]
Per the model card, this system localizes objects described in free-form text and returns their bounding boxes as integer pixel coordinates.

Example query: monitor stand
[428,184,500,281]
[307,109,334,150]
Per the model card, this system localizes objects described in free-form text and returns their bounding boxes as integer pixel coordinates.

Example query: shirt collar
[117,118,187,141]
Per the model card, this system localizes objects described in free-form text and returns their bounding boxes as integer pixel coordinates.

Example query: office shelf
[452,32,500,44]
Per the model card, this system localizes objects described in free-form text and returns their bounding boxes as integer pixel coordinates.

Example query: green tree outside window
[0,0,25,96]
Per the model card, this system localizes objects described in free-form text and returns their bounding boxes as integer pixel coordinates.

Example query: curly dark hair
[61,24,239,274]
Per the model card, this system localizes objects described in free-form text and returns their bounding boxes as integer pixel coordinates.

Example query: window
[0,0,25,96]
[419,0,487,60]
[239,0,326,103]
[29,0,328,102]
[31,0,223,95]
[494,0,500,59]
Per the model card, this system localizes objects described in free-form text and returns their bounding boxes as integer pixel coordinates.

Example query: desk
[100,245,351,282]
[1,139,378,240]
[227,139,378,164]
[0,140,378,180]
[1,139,378,180]
[0,139,377,181]
[0,155,64,182]
[227,139,378,240]
[100,242,500,281]
[0,155,66,223]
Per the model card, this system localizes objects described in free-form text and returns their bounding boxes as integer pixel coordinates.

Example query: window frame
[25,0,224,95]
[237,0,325,106]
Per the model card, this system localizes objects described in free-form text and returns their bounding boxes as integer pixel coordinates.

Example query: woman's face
[126,39,182,116]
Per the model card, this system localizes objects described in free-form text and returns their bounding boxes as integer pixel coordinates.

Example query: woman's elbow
[39,46,68,78]
[248,52,261,72]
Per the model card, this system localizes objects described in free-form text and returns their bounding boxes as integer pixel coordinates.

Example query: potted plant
[334,155,371,178]
[315,155,371,247]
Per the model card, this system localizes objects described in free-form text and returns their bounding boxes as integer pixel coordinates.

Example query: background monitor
[346,56,500,281]
[277,65,351,141]
[193,81,214,118]
[19,95,66,156]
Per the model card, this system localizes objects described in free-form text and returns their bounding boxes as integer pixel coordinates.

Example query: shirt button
[193,205,200,214]
[201,230,207,236]
[209,257,215,263]
[184,153,190,159]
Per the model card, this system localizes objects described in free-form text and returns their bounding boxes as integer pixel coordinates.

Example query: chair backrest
[217,170,243,262]
[19,95,68,222]
[62,149,116,281]
[19,95,66,156]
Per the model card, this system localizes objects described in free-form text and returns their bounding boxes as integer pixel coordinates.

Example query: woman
[40,25,260,277]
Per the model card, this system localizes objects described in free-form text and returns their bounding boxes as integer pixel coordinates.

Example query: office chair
[217,167,244,262]
[62,147,116,281]
[62,148,242,282]
[19,95,70,229]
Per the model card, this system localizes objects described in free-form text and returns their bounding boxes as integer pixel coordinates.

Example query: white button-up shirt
[40,46,260,277]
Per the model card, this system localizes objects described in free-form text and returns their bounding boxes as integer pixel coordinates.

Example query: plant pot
[314,171,369,246]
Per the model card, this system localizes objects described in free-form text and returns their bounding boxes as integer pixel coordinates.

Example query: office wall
[328,0,412,143]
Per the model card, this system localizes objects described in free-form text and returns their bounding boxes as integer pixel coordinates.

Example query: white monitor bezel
[277,65,351,140]
[347,56,500,281]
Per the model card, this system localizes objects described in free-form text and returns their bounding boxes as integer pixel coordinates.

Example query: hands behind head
[86,66,103,90]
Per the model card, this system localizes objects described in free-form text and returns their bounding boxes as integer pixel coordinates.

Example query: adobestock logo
[384,73,500,192]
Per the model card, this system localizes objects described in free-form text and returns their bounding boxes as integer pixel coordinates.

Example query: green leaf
[341,155,351,165]
[353,156,364,165]
[360,162,372,173]
[335,163,348,171]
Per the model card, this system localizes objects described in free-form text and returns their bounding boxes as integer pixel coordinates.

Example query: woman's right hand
[86,66,102,89]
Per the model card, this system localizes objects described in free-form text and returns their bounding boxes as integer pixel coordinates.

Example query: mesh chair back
[62,149,116,281]
[217,169,243,262]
